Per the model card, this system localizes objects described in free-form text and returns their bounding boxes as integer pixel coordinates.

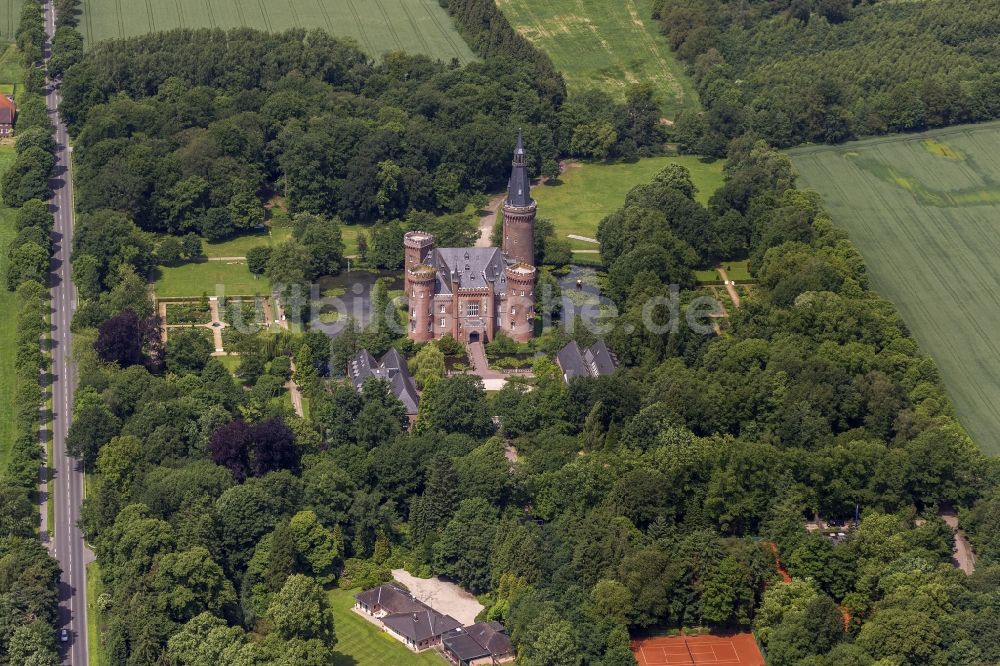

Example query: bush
[338,558,391,591]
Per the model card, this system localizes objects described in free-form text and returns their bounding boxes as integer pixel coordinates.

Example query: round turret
[503,263,535,343]
[404,231,435,292]
[407,264,435,342]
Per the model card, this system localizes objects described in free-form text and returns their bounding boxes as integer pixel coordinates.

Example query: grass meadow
[203,224,363,259]
[0,144,17,473]
[788,120,1000,454]
[535,156,725,251]
[154,259,270,298]
[497,0,698,117]
[79,0,475,62]
[327,588,444,666]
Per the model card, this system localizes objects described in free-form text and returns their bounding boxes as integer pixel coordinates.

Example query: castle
[405,132,536,344]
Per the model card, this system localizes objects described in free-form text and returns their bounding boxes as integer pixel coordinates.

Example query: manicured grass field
[787,121,1000,454]
[204,225,363,258]
[497,0,698,117]
[535,156,725,250]
[0,144,18,473]
[154,259,271,298]
[202,227,293,258]
[80,0,475,63]
[327,588,444,666]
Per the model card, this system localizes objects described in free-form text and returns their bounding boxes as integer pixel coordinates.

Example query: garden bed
[165,301,211,325]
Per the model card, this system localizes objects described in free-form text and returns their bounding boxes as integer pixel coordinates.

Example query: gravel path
[392,569,484,625]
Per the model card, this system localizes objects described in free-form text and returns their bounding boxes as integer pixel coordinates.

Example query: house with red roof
[0,95,16,137]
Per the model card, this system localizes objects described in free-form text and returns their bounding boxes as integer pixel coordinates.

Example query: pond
[311,269,404,337]
[554,266,616,331]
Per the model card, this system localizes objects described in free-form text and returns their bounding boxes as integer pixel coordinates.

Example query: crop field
[0,0,23,43]
[79,0,475,63]
[788,121,1000,454]
[497,0,698,117]
[0,144,16,473]
[534,156,724,251]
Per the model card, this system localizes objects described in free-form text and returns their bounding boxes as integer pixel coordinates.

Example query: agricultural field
[534,156,724,251]
[788,121,1000,454]
[0,0,23,43]
[0,143,16,473]
[326,589,444,666]
[497,0,698,117]
[79,0,475,63]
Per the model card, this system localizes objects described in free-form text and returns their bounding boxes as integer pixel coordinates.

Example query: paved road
[40,0,90,662]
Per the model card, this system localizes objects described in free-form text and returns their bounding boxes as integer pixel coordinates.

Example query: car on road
[60,629,68,643]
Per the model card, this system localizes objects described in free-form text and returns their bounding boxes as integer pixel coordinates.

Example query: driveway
[392,569,484,625]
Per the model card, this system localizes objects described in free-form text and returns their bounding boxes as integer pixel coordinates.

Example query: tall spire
[506,129,531,208]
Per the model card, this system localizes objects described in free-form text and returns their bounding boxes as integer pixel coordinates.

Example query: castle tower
[501,131,536,267]
[504,263,536,343]
[407,264,435,342]
[404,231,434,293]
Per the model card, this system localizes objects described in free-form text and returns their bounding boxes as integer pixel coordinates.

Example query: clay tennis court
[631,632,764,666]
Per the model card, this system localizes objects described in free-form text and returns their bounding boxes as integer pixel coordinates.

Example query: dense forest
[56,25,663,241]
[652,0,1000,151]
[5,1,1000,665]
[61,133,1000,666]
[57,92,1000,666]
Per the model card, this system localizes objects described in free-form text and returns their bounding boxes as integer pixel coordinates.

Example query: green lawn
[721,260,751,282]
[80,0,475,63]
[788,120,1000,454]
[0,43,24,91]
[498,0,698,117]
[87,561,106,666]
[154,260,271,298]
[535,156,725,250]
[327,588,444,666]
[0,144,18,473]
[202,227,292,258]
[203,225,362,258]
[216,354,242,374]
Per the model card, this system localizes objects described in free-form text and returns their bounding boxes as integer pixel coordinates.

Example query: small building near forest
[355,584,463,652]
[555,340,617,383]
[442,621,515,665]
[348,348,420,417]
[0,95,17,137]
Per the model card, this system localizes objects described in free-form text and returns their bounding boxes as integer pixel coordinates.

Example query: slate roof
[556,340,618,381]
[429,247,508,296]
[443,621,514,662]
[348,349,420,415]
[354,584,424,614]
[586,340,617,376]
[505,130,532,208]
[382,608,463,644]
[556,340,589,381]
